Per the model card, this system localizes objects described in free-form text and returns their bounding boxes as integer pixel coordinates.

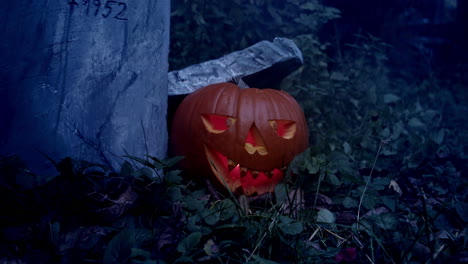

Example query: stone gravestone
[168,38,304,96]
[0,1,170,175]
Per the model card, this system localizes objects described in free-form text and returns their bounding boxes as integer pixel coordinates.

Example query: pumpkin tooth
[240,166,248,177]
[228,164,236,171]
[228,159,237,171]
[251,170,260,179]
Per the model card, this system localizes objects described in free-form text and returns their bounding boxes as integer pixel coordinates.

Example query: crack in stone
[54,4,75,143]
[94,71,138,167]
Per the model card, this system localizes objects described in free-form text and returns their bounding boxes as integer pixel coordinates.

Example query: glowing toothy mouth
[204,146,284,196]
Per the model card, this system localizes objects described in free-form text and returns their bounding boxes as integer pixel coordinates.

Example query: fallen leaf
[389,179,403,196]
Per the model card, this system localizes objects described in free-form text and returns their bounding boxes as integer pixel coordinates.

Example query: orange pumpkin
[171,83,308,196]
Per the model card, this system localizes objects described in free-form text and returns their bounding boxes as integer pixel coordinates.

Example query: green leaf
[120,161,134,177]
[330,71,349,81]
[380,127,391,138]
[408,117,425,128]
[455,202,468,222]
[434,214,453,230]
[174,256,193,263]
[191,189,208,199]
[317,209,335,223]
[130,248,151,259]
[247,255,281,264]
[217,199,236,221]
[132,260,160,264]
[202,199,236,225]
[166,170,183,184]
[430,129,445,144]
[343,197,358,209]
[202,208,220,226]
[148,155,183,170]
[342,142,352,154]
[279,216,303,235]
[103,229,137,264]
[304,158,320,174]
[300,2,318,11]
[372,177,390,191]
[373,177,390,185]
[381,196,396,211]
[360,135,374,149]
[383,93,400,104]
[147,155,166,170]
[392,121,405,139]
[163,156,185,167]
[367,85,377,104]
[267,5,282,24]
[381,149,397,156]
[375,212,399,231]
[274,183,288,206]
[361,195,377,210]
[279,215,292,225]
[282,222,304,235]
[177,232,202,254]
[124,156,154,168]
[186,214,206,233]
[167,186,183,202]
[327,173,341,186]
[133,167,154,179]
[214,224,247,234]
[183,195,207,211]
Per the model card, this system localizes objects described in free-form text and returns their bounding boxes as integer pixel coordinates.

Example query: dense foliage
[170,0,340,70]
[1,0,467,263]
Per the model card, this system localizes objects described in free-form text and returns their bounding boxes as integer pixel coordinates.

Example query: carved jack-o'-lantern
[171,83,308,196]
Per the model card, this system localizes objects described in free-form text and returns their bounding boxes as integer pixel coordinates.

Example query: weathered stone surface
[168,37,303,95]
[0,1,170,175]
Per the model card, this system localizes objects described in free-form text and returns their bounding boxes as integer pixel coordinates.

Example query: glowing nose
[244,124,268,155]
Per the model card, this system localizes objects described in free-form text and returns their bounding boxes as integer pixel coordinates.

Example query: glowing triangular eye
[201,114,236,134]
[269,120,296,139]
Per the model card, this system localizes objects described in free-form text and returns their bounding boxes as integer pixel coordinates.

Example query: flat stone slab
[168,37,303,95]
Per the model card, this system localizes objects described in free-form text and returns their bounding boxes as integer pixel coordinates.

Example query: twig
[247,217,277,262]
[308,226,321,241]
[313,171,325,211]
[357,137,391,224]
[323,227,347,245]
